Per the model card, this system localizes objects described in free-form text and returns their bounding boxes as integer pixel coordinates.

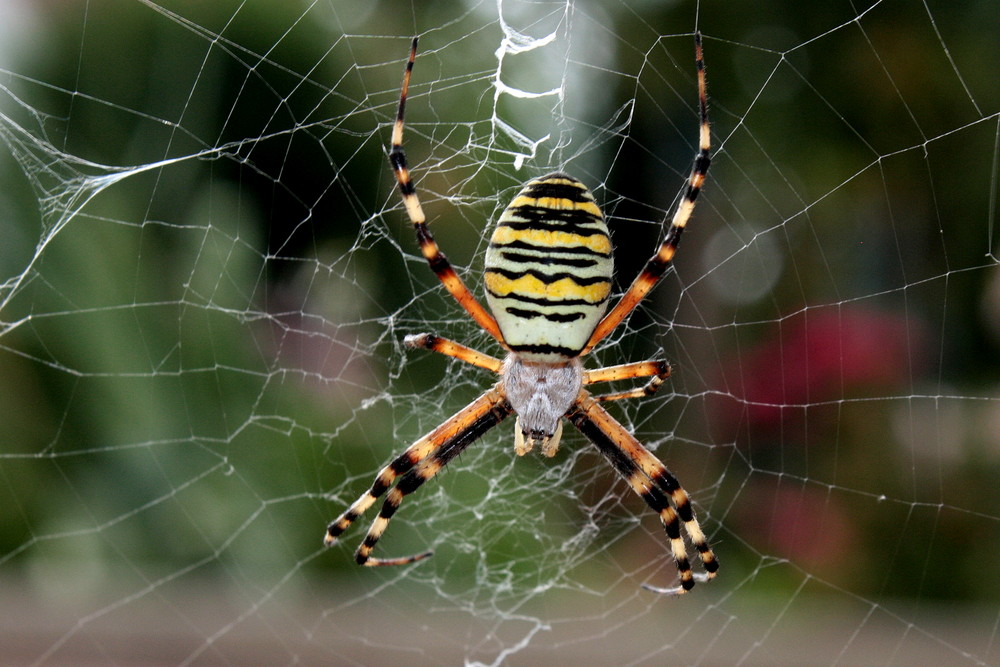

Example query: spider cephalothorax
[324,34,718,594]
[502,354,583,456]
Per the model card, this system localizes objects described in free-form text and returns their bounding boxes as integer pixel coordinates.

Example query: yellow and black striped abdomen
[484,173,613,361]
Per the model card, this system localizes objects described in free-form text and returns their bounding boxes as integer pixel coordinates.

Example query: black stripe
[489,239,610,258]
[508,342,581,357]
[662,513,683,539]
[648,468,679,494]
[640,251,672,279]
[370,478,390,497]
[326,513,355,538]
[694,151,711,177]
[683,153,710,202]
[498,218,607,238]
[486,266,610,287]
[378,498,400,520]
[523,176,592,203]
[505,204,603,229]
[664,222,684,248]
[389,453,418,476]
[498,250,599,269]
[505,307,542,320]
[388,146,407,172]
[704,555,720,573]
[388,149,416,196]
[416,225,453,274]
[485,288,603,308]
[672,495,694,523]
[504,307,586,323]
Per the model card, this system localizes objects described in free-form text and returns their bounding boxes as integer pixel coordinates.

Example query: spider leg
[324,385,512,566]
[404,332,503,373]
[567,390,719,594]
[583,32,710,354]
[388,38,505,346]
[584,360,671,402]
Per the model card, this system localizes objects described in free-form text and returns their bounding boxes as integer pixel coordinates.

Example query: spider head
[514,417,564,457]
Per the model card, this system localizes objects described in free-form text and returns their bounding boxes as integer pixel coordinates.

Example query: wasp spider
[325,34,718,594]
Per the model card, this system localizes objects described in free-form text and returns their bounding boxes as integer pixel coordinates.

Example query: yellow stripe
[490,225,611,255]
[485,271,610,303]
[507,195,602,218]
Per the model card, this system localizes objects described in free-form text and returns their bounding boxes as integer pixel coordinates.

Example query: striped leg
[388,38,505,345]
[583,360,671,402]
[324,386,512,565]
[583,32,710,354]
[404,333,503,373]
[567,390,718,594]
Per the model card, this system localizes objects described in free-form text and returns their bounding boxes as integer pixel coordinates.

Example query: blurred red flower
[731,307,924,430]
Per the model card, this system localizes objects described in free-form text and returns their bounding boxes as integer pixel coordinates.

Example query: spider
[324,33,718,594]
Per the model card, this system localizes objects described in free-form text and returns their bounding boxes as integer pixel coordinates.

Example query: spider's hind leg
[567,391,718,593]
[325,386,512,566]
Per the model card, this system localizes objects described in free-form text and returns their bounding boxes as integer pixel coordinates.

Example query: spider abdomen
[484,173,613,362]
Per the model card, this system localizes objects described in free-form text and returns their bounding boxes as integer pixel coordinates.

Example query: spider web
[1,0,998,664]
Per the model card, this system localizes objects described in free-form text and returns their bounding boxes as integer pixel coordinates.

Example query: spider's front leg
[388,38,505,345]
[582,32,710,355]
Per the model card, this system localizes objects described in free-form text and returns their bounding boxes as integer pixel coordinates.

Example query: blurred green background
[1,0,998,664]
